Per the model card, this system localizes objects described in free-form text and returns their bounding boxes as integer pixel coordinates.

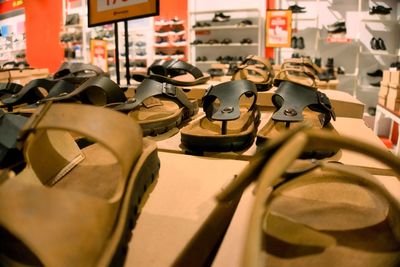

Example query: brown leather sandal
[232,55,274,91]
[0,103,160,267]
[218,125,400,267]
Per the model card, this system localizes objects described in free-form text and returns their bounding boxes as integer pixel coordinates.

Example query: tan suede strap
[19,102,143,180]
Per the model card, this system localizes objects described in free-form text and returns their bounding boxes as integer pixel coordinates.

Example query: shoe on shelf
[326,57,334,69]
[291,36,297,48]
[191,39,203,45]
[237,19,252,26]
[314,57,322,67]
[367,69,383,77]
[221,38,232,44]
[369,5,392,15]
[326,20,346,31]
[296,37,305,49]
[240,38,252,44]
[390,61,400,70]
[337,66,345,75]
[370,37,379,50]
[212,12,230,22]
[377,38,386,50]
[206,39,219,44]
[327,25,347,34]
[288,4,306,13]
[370,81,381,87]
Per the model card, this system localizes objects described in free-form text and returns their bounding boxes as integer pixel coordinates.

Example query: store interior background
[0,0,399,115]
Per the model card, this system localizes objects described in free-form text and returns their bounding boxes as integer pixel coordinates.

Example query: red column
[25,0,64,73]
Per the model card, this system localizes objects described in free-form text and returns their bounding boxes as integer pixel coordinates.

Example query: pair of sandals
[231,55,275,91]
[0,62,120,111]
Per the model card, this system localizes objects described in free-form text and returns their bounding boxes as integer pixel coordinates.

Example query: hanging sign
[88,0,159,27]
[90,39,108,72]
[266,10,292,47]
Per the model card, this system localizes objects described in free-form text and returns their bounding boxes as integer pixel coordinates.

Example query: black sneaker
[377,38,386,50]
[212,12,230,22]
[370,37,379,50]
[288,4,306,13]
[367,69,383,77]
[370,81,381,87]
[369,5,392,15]
[326,20,346,31]
[297,37,305,49]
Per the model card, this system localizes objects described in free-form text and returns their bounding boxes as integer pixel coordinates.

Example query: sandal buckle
[162,82,177,97]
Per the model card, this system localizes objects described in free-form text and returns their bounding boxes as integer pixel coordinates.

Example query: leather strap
[202,79,257,121]
[112,78,195,112]
[149,59,204,79]
[272,80,336,125]
[19,102,142,180]
[0,82,23,95]
[1,79,62,107]
[274,65,319,88]
[39,76,126,105]
[53,62,104,80]
[242,55,273,71]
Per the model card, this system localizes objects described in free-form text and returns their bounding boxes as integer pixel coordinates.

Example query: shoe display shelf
[0,11,27,66]
[153,17,187,61]
[189,8,262,72]
[275,1,320,61]
[356,0,400,109]
[61,0,90,64]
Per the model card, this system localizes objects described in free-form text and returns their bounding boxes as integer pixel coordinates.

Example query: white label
[97,0,148,12]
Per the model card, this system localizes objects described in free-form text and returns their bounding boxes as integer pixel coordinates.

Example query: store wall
[25,0,64,73]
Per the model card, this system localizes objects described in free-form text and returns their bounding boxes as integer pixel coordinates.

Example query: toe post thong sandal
[181,79,261,152]
[218,125,400,267]
[257,79,336,159]
[0,102,160,267]
[132,59,210,86]
[232,55,274,91]
[110,78,199,136]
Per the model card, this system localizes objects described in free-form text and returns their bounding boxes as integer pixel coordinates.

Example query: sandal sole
[100,141,160,266]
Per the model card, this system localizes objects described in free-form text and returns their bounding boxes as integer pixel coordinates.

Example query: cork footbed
[257,108,338,158]
[261,168,400,267]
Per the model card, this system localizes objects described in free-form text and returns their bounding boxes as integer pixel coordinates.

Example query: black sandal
[132,59,210,86]
[257,79,337,159]
[109,78,199,136]
[181,79,261,152]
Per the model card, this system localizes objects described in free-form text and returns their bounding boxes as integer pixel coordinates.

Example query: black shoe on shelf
[367,69,383,77]
[370,81,381,87]
[390,62,400,70]
[206,39,219,44]
[240,38,252,44]
[297,37,305,49]
[191,39,203,45]
[370,37,379,50]
[314,57,322,67]
[327,26,347,34]
[221,38,232,44]
[288,4,306,13]
[326,57,334,68]
[212,12,230,22]
[369,5,392,15]
[326,20,346,31]
[377,38,386,50]
[291,36,297,48]
[237,19,252,26]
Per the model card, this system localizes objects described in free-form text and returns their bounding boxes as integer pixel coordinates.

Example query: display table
[373,104,400,156]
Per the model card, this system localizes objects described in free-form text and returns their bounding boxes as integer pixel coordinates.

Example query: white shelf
[360,50,399,57]
[192,24,258,31]
[193,43,258,47]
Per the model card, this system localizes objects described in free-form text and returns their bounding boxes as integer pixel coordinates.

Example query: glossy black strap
[39,75,126,106]
[112,78,195,112]
[149,59,203,79]
[272,81,336,126]
[53,62,104,79]
[202,80,257,121]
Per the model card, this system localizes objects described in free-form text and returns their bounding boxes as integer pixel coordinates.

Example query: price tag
[88,0,158,27]
[97,0,147,12]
